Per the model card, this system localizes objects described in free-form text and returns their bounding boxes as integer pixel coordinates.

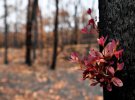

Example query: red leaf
[81,27,87,34]
[81,18,98,34]
[97,36,108,47]
[107,84,112,91]
[112,77,123,87]
[99,78,104,82]
[107,66,115,76]
[114,49,123,59]
[88,49,103,65]
[89,49,103,58]
[88,19,95,25]
[102,40,117,58]
[117,62,124,71]
[97,59,106,64]
[87,8,92,15]
[70,52,79,62]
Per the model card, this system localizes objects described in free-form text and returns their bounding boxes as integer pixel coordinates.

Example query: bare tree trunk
[33,3,38,60]
[25,0,38,66]
[14,0,18,48]
[4,0,8,64]
[25,0,33,65]
[73,4,78,44]
[38,7,44,58]
[50,0,59,70]
[99,0,135,100]
[33,17,38,60]
[72,0,80,44]
[60,27,64,51]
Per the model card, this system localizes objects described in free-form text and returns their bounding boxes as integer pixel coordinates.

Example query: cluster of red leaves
[81,8,98,34]
[70,8,124,91]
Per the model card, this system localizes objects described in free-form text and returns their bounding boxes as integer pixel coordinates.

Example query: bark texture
[4,0,8,64]
[14,0,18,48]
[98,0,135,100]
[50,0,59,70]
[73,0,80,44]
[33,2,38,60]
[25,0,38,66]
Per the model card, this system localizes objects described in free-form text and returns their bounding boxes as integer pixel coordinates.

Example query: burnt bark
[14,0,18,48]
[98,0,135,100]
[33,16,38,60]
[33,2,38,60]
[72,0,80,44]
[38,7,44,58]
[50,0,59,70]
[4,0,8,64]
[73,3,78,44]
[25,0,38,66]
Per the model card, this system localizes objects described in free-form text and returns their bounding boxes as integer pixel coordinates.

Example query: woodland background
[0,0,103,100]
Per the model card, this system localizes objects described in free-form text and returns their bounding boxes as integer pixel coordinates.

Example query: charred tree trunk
[14,0,18,48]
[25,0,33,65]
[33,3,38,60]
[72,0,80,44]
[33,17,38,60]
[98,0,135,100]
[25,0,38,66]
[73,4,78,44]
[14,23,18,47]
[38,7,44,58]
[50,0,59,70]
[4,0,8,64]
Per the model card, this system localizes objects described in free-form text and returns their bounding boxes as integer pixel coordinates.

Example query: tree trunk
[73,4,78,44]
[25,0,38,66]
[14,0,18,48]
[73,0,80,44]
[33,3,38,60]
[38,7,44,58]
[33,17,38,60]
[98,0,135,100]
[4,0,8,64]
[50,0,59,70]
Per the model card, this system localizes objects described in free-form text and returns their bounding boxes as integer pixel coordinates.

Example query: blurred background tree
[25,0,38,66]
[0,0,99,67]
[50,0,59,70]
[0,0,103,99]
[4,0,8,64]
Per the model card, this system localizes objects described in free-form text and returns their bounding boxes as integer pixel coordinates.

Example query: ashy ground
[0,44,103,100]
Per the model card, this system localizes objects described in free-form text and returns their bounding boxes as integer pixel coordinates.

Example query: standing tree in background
[50,0,59,70]
[59,9,70,50]
[14,0,18,48]
[72,0,80,44]
[25,0,38,66]
[4,0,8,64]
[25,0,33,65]
[33,2,38,60]
[38,7,44,58]
[98,0,135,100]
[33,16,38,60]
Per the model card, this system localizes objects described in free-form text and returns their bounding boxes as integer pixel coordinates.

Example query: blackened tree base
[99,0,135,100]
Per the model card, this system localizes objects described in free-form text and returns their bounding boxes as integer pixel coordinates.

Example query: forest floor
[0,44,103,100]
